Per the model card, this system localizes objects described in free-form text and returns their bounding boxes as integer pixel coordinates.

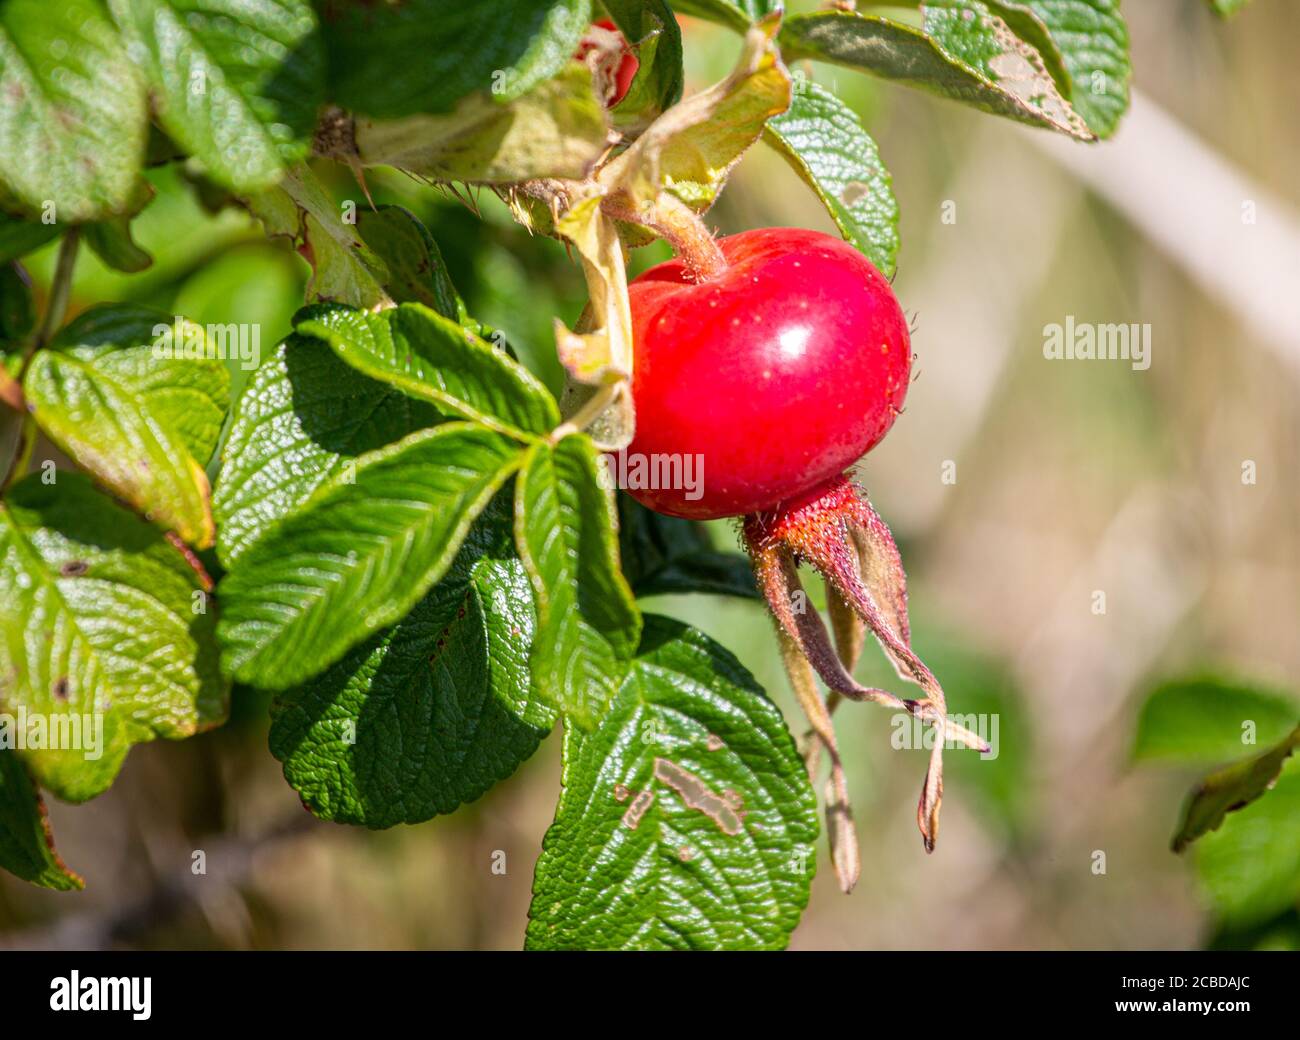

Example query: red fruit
[615,226,974,859]
[576,19,639,107]
[620,227,910,520]
[614,226,974,858]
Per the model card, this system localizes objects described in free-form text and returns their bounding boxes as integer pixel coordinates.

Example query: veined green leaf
[212,334,440,568]
[245,164,390,308]
[779,9,1094,141]
[928,0,1130,138]
[514,435,641,729]
[294,302,559,439]
[108,0,326,192]
[0,751,82,890]
[269,497,556,828]
[217,423,526,689]
[0,0,147,222]
[526,615,817,950]
[322,0,592,118]
[23,305,231,548]
[352,64,610,185]
[0,474,228,802]
[763,80,900,277]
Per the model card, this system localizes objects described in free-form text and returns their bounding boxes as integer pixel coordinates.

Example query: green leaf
[779,9,1093,141]
[0,0,147,222]
[602,0,685,132]
[526,615,817,950]
[108,0,325,192]
[23,305,231,548]
[1173,726,1300,853]
[763,80,900,277]
[212,334,439,568]
[617,494,758,600]
[294,302,559,439]
[956,0,1131,138]
[1210,0,1251,17]
[0,261,33,343]
[670,0,774,34]
[352,63,610,185]
[1208,909,1300,952]
[353,206,464,321]
[322,0,592,118]
[245,164,391,308]
[83,217,152,274]
[1132,677,1300,766]
[1194,754,1300,926]
[217,423,526,690]
[0,474,228,802]
[514,436,641,729]
[0,751,82,890]
[81,177,157,273]
[0,212,59,264]
[269,496,557,827]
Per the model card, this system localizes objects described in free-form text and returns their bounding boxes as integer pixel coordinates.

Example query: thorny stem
[600,191,728,282]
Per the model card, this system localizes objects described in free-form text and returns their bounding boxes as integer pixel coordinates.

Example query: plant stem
[28,227,80,363]
[2,229,78,490]
[601,191,727,282]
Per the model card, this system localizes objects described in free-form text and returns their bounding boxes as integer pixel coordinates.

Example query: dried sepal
[918,737,944,854]
[778,629,860,892]
[746,476,986,854]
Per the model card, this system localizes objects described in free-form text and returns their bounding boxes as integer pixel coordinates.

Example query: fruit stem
[601,191,728,282]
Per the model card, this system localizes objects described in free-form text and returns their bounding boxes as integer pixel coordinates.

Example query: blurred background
[2,0,1297,950]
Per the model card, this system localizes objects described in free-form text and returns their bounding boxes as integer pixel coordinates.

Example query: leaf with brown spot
[0,474,228,802]
[527,616,817,950]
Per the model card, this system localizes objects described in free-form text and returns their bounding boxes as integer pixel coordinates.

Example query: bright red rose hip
[576,18,639,107]
[620,227,911,519]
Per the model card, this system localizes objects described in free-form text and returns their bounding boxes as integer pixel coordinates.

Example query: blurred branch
[1026,88,1300,382]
